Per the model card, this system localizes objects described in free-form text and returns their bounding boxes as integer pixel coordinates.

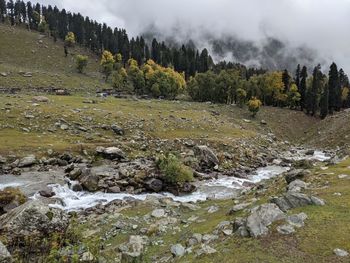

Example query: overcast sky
[38,0,350,71]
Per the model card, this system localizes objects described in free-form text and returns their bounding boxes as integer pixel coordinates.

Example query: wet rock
[170,244,185,257]
[0,200,69,245]
[107,186,121,193]
[334,248,349,257]
[79,169,100,192]
[144,178,163,193]
[71,183,83,192]
[18,155,37,168]
[111,124,125,135]
[0,241,12,263]
[194,145,219,169]
[271,193,325,212]
[96,146,126,160]
[246,204,286,237]
[277,224,295,235]
[68,168,82,180]
[39,187,55,198]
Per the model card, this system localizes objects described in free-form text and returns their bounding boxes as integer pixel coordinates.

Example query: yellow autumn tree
[64,32,76,47]
[100,50,115,82]
[248,97,262,117]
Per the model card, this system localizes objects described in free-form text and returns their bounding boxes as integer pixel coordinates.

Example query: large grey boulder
[79,169,100,192]
[246,204,285,237]
[18,155,37,168]
[0,200,69,244]
[271,192,325,212]
[96,146,126,160]
[0,241,12,263]
[287,179,308,192]
[194,145,219,168]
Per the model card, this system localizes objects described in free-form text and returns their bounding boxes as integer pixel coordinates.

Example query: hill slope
[0,24,109,93]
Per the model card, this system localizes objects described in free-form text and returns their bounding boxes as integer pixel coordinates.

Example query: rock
[285,169,310,184]
[170,244,185,257]
[71,183,83,192]
[222,229,233,236]
[68,168,82,180]
[0,72,7,77]
[0,200,69,245]
[120,235,148,262]
[207,205,219,213]
[144,178,163,192]
[39,187,55,198]
[60,124,69,130]
[193,145,219,169]
[196,244,217,256]
[18,155,37,168]
[260,120,267,125]
[96,146,126,160]
[0,241,12,263]
[338,174,349,179]
[79,169,100,192]
[187,233,202,246]
[334,248,349,257]
[111,124,125,135]
[151,209,166,218]
[246,204,286,237]
[305,150,315,155]
[32,96,49,103]
[293,159,313,169]
[277,224,295,235]
[107,186,121,193]
[81,251,94,262]
[228,202,251,214]
[271,192,325,212]
[287,212,308,228]
[202,234,219,244]
[287,179,308,192]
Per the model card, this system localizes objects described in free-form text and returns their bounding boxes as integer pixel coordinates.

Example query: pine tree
[295,64,301,90]
[299,66,307,111]
[328,62,341,114]
[307,65,322,116]
[0,0,6,22]
[282,69,291,92]
[320,84,329,119]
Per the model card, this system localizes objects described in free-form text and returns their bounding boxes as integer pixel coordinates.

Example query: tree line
[188,63,350,119]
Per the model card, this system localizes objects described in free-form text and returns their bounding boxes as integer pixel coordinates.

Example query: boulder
[111,124,125,135]
[271,193,325,212]
[170,244,185,257]
[0,200,69,244]
[196,244,217,256]
[18,155,37,168]
[246,204,286,237]
[287,179,308,192]
[193,145,219,169]
[287,212,308,228]
[0,241,12,263]
[228,202,251,214]
[151,209,166,218]
[96,146,126,160]
[39,187,55,198]
[144,178,163,192]
[79,170,100,192]
[285,169,310,184]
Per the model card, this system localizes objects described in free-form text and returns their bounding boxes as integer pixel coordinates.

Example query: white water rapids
[0,150,331,211]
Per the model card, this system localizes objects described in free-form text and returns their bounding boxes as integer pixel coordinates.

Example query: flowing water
[1,150,331,211]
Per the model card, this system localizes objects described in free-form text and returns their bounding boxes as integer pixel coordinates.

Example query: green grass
[0,24,109,92]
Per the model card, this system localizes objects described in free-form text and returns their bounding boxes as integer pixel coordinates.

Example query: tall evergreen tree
[320,84,329,119]
[282,69,291,92]
[299,66,308,111]
[295,64,301,89]
[328,62,341,114]
[0,0,6,22]
[307,65,322,116]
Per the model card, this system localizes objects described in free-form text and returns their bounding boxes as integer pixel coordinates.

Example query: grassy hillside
[0,24,109,93]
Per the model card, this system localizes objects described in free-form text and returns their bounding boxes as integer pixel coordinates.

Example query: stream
[0,150,331,211]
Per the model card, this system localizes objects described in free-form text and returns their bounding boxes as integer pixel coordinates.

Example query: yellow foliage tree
[65,32,76,47]
[100,50,115,81]
[248,97,262,117]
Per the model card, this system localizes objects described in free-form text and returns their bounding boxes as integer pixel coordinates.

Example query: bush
[248,97,262,117]
[157,153,194,184]
[75,55,88,73]
[65,32,76,47]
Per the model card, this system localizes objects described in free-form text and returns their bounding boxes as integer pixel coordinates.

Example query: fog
[38,0,350,71]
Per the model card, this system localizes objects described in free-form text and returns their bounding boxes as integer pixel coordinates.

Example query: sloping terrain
[0,24,108,93]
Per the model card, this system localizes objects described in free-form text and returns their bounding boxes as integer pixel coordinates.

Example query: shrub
[64,32,76,47]
[248,97,262,117]
[75,55,88,73]
[157,153,194,184]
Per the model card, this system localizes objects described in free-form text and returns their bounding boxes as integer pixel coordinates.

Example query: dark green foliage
[328,62,341,114]
[282,69,291,92]
[306,65,323,116]
[157,153,194,184]
[320,84,329,119]
[299,66,308,111]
